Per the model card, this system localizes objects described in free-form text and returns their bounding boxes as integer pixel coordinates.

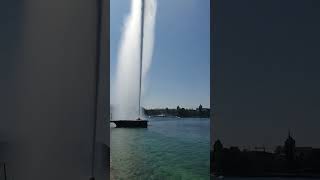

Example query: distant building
[211,130,320,176]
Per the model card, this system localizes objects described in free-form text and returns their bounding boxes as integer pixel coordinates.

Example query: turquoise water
[110,117,210,180]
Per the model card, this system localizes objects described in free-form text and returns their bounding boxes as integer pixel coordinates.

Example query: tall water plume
[113,0,157,120]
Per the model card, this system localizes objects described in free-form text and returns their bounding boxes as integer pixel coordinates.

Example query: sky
[110,0,210,109]
[213,0,320,149]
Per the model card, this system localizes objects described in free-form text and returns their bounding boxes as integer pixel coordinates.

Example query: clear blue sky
[110,0,210,109]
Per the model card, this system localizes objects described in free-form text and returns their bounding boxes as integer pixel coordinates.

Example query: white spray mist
[113,0,157,120]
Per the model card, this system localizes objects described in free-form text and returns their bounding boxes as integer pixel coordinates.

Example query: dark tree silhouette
[284,131,296,170]
[212,140,224,174]
[199,104,203,112]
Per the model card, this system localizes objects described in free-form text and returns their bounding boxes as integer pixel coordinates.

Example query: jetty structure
[111,0,148,128]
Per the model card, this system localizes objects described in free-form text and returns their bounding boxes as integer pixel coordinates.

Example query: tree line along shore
[143,105,210,118]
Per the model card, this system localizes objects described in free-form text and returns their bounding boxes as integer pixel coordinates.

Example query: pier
[110,120,148,128]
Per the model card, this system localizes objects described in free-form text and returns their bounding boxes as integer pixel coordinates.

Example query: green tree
[165,107,169,115]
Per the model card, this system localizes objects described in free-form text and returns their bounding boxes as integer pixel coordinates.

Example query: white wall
[0,0,109,179]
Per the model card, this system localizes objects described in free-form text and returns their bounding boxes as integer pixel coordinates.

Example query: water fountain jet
[111,0,156,128]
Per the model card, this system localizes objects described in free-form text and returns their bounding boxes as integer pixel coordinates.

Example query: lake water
[110,117,210,180]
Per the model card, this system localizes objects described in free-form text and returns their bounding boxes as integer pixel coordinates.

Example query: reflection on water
[111,117,210,180]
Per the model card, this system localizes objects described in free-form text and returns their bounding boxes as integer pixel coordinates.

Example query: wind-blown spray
[113,0,157,120]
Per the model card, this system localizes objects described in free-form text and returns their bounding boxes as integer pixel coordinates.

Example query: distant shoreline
[144,106,210,118]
